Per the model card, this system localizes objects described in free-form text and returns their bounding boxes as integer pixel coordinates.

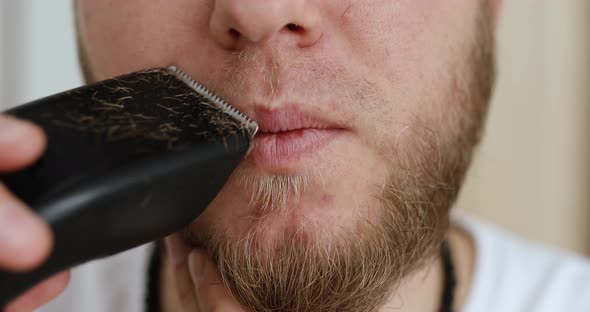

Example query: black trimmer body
[0,67,257,306]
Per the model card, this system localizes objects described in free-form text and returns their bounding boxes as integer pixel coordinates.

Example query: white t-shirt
[37,216,590,312]
[458,217,590,312]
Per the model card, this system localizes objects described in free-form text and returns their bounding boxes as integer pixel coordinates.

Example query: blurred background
[457,0,590,255]
[0,1,589,255]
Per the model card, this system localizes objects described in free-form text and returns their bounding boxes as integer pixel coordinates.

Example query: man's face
[77,1,494,310]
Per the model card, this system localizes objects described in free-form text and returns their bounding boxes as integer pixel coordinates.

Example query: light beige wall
[457,0,590,255]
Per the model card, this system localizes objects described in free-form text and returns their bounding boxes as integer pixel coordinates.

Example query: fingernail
[0,115,30,144]
[188,250,207,282]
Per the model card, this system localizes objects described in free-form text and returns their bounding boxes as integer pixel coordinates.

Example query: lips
[248,107,345,170]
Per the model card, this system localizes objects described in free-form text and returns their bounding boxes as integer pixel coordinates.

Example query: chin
[187,160,385,251]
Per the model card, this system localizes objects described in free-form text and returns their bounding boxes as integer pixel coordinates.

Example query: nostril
[229,28,240,39]
[286,23,304,33]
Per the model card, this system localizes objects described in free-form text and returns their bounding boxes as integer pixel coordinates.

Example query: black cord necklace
[439,240,457,312]
[145,241,457,312]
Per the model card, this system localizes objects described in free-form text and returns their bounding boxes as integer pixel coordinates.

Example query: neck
[159,225,475,312]
[383,251,445,311]
[381,225,475,312]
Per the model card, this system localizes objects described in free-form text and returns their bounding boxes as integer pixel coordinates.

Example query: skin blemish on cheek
[320,194,334,206]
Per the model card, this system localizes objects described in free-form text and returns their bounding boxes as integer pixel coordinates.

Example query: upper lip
[252,106,344,134]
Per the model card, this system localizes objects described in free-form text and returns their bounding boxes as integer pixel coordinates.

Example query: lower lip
[249,129,341,169]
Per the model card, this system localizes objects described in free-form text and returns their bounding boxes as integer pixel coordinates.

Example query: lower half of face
[78,0,495,310]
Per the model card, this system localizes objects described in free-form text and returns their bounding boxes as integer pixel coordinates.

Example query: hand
[0,114,70,312]
[164,234,248,312]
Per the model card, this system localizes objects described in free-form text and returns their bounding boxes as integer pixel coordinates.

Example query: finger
[164,234,198,309]
[4,270,70,312]
[0,184,53,271]
[0,114,46,172]
[189,250,245,312]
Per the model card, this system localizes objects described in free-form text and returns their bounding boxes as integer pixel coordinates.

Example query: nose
[209,0,321,49]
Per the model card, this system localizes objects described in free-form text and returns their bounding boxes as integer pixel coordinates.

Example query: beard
[180,5,496,312]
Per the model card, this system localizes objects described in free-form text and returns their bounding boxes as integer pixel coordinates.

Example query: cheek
[337,0,479,151]
[77,0,212,80]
